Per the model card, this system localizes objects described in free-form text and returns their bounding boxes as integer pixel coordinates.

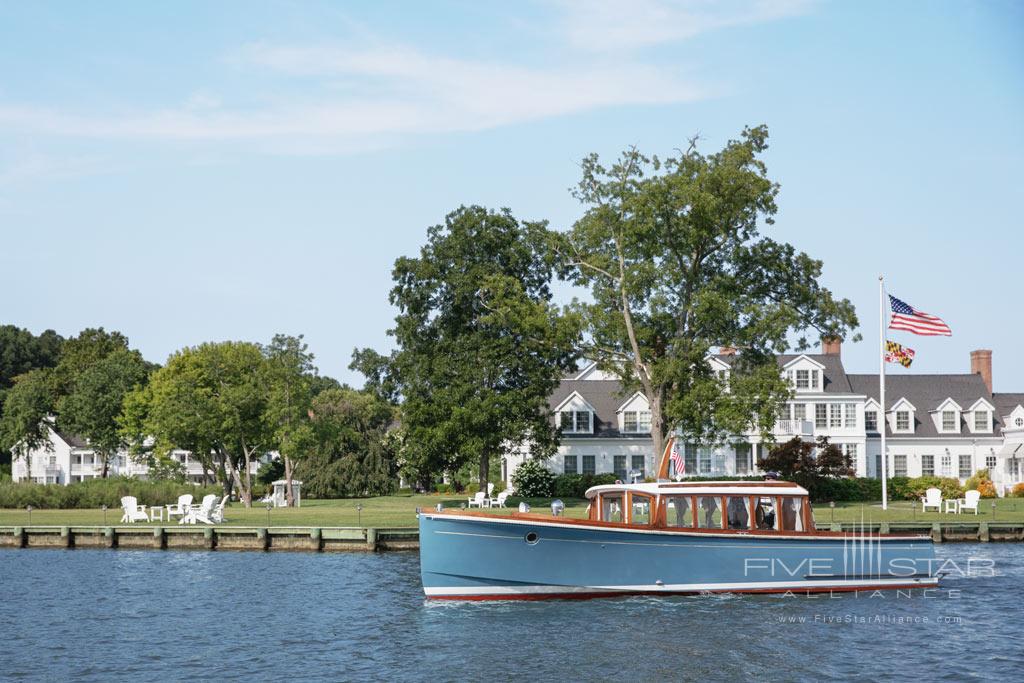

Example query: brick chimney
[719,345,737,356]
[971,349,992,393]
[821,336,842,357]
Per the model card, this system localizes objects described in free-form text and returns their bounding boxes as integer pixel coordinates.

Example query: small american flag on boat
[888,295,952,336]
[669,440,685,476]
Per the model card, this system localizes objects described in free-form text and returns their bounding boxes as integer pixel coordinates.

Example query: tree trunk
[284,455,295,507]
[242,452,253,508]
[101,451,110,479]
[217,453,232,497]
[478,452,490,496]
[650,395,666,478]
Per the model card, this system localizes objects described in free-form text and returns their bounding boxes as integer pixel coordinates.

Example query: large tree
[355,206,580,490]
[557,126,859,469]
[297,387,397,498]
[261,334,317,507]
[0,326,63,459]
[0,369,55,479]
[57,348,151,477]
[124,342,270,505]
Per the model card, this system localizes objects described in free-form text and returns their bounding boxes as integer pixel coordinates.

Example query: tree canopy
[354,205,581,489]
[557,126,859,468]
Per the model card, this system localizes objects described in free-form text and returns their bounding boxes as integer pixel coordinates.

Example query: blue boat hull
[419,513,939,600]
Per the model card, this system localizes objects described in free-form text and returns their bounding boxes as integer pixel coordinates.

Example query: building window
[844,404,856,428]
[985,455,997,469]
[73,454,81,465]
[942,411,957,432]
[811,370,820,390]
[896,411,910,432]
[563,455,578,474]
[843,444,859,471]
[613,455,627,480]
[684,444,698,475]
[959,455,972,479]
[582,455,595,475]
[893,455,907,477]
[941,455,952,477]
[921,455,934,476]
[631,455,646,480]
[829,404,842,429]
[734,444,751,475]
[699,448,713,474]
[791,403,806,422]
[796,369,809,389]
[622,410,651,433]
[974,411,989,432]
[865,410,878,432]
[815,404,827,429]
[560,410,592,434]
[1016,417,1024,428]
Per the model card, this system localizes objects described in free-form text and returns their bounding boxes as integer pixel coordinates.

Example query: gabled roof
[848,372,995,438]
[993,393,1024,419]
[549,379,647,439]
[781,354,826,371]
[52,427,88,449]
[890,397,917,412]
[616,391,649,413]
[552,390,596,413]
[933,397,962,413]
[776,354,853,393]
[966,397,995,412]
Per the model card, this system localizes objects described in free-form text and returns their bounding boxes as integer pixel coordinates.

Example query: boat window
[631,494,652,525]
[780,497,805,532]
[664,496,692,527]
[601,494,624,523]
[697,496,721,529]
[726,496,751,530]
[754,497,777,530]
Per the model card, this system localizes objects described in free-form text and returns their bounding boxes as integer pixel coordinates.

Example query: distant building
[504,344,1024,496]
[10,421,265,485]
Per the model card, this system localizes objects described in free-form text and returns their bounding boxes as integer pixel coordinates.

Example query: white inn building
[504,344,1024,496]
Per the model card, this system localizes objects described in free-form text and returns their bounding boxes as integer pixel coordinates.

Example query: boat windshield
[780,497,805,531]
[601,494,624,523]
[697,496,721,528]
[754,497,777,530]
[631,494,652,524]
[664,495,692,527]
[726,496,750,530]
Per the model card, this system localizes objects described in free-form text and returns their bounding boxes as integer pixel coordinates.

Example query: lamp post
[829,501,835,524]
[356,504,363,528]
[102,505,108,525]
[26,505,32,526]
[265,501,272,526]
[991,502,997,520]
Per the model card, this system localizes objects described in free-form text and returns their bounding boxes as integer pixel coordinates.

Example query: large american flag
[888,295,952,336]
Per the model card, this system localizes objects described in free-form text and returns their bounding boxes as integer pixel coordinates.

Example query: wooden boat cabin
[584,481,816,534]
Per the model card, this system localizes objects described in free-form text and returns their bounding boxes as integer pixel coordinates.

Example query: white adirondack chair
[921,487,942,512]
[487,482,495,497]
[120,496,148,523]
[960,490,981,515]
[181,494,218,525]
[166,494,193,521]
[489,490,511,508]
[209,495,229,524]
[467,491,488,508]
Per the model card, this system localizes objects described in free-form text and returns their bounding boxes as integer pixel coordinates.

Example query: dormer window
[623,410,651,433]
[560,410,592,434]
[896,411,910,431]
[865,410,878,431]
[1016,417,1024,428]
[942,410,957,432]
[792,369,820,390]
[974,410,989,432]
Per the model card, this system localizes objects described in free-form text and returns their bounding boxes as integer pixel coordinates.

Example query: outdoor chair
[467,491,488,508]
[487,482,495,497]
[489,490,511,508]
[181,494,218,525]
[166,494,194,521]
[210,495,229,524]
[921,487,942,512]
[120,496,149,523]
[959,490,981,515]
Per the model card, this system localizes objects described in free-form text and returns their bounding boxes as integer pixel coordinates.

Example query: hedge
[0,478,222,509]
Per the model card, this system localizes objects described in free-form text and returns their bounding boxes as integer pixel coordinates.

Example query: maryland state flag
[885,340,916,368]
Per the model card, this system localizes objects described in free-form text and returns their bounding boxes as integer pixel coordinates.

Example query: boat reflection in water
[419,443,938,601]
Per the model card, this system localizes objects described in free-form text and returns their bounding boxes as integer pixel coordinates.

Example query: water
[0,545,1019,682]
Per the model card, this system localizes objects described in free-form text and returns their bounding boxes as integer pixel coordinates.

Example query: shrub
[1011,483,1024,498]
[888,476,914,501]
[965,469,997,498]
[0,477,222,509]
[433,483,454,494]
[802,476,882,503]
[903,476,964,501]
[553,473,617,498]
[511,459,556,498]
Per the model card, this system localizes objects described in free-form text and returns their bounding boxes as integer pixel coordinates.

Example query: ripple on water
[0,544,1020,681]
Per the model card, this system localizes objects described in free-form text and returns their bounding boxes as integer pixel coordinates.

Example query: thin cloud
[558,0,815,51]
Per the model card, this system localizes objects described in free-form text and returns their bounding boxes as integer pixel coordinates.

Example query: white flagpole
[879,276,888,510]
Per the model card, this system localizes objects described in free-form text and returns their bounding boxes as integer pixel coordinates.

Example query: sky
[1,0,1022,390]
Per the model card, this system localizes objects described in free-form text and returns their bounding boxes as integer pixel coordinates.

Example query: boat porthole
[525,531,540,545]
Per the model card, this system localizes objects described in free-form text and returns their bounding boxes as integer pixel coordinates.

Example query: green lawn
[2,495,1022,528]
